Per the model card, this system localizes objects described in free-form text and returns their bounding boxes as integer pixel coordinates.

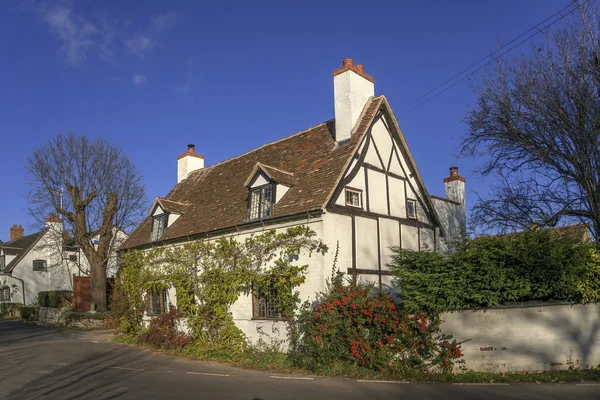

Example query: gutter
[0,273,25,306]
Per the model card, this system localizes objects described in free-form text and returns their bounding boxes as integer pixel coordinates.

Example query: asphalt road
[1,320,599,399]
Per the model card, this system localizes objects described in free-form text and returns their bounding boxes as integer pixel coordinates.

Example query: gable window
[151,214,169,241]
[407,199,417,219]
[148,288,168,315]
[248,184,274,221]
[253,283,284,320]
[33,259,47,272]
[345,187,362,208]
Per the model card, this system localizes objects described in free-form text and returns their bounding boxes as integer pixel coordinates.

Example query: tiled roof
[123,96,384,249]
[1,230,46,273]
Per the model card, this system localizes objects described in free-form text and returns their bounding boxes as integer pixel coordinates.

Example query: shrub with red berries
[289,276,463,373]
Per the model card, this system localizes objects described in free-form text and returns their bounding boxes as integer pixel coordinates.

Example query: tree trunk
[89,252,108,312]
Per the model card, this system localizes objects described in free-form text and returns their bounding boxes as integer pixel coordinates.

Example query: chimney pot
[356,64,364,73]
[187,144,195,153]
[450,166,459,177]
[343,58,354,67]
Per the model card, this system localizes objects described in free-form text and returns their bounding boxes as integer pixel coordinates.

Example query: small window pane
[151,214,169,241]
[345,189,361,208]
[248,184,274,221]
[253,283,282,319]
[33,259,47,272]
[407,200,417,219]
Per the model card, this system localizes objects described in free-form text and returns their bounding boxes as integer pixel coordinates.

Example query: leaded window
[253,283,281,319]
[33,259,47,272]
[407,199,417,219]
[151,214,169,241]
[0,287,10,302]
[148,288,168,315]
[248,184,274,221]
[345,188,362,208]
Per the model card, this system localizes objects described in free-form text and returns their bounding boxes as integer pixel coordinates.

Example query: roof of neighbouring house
[1,230,46,273]
[122,96,386,250]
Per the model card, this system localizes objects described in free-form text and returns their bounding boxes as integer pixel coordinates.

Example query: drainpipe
[0,273,25,305]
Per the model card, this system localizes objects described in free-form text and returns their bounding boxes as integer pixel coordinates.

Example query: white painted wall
[431,198,465,252]
[441,304,600,372]
[178,155,204,183]
[367,169,387,214]
[354,217,378,271]
[379,218,399,271]
[334,70,374,142]
[401,225,419,251]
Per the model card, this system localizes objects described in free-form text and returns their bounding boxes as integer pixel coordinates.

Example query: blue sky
[0,0,569,241]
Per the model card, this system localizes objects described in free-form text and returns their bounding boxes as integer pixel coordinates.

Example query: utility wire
[397,0,588,119]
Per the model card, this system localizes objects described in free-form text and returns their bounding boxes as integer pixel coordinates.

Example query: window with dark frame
[248,184,274,221]
[253,283,283,320]
[69,254,78,262]
[32,259,47,272]
[407,199,417,219]
[150,213,169,241]
[345,188,362,208]
[148,288,168,315]
[0,287,10,302]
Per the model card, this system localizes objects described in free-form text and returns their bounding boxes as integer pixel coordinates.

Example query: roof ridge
[186,120,333,179]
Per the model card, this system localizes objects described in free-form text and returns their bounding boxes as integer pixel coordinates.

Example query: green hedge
[1,302,23,316]
[67,311,112,321]
[37,290,73,308]
[389,229,600,315]
[20,306,37,321]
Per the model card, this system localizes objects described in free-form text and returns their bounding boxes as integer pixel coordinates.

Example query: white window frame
[345,187,363,209]
[407,199,417,219]
[151,213,169,241]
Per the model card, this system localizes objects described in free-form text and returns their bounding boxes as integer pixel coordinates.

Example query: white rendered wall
[441,304,600,372]
[178,155,204,183]
[334,70,374,142]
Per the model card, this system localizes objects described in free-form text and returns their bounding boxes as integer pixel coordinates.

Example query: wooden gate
[73,275,116,312]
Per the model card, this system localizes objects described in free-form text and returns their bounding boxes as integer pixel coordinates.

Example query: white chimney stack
[444,166,466,205]
[177,144,204,183]
[333,59,375,142]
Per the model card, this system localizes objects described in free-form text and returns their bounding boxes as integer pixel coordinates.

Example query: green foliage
[138,307,191,350]
[20,306,37,321]
[116,226,327,348]
[67,311,112,321]
[289,279,463,374]
[37,291,73,308]
[0,302,23,317]
[577,249,600,303]
[389,229,599,314]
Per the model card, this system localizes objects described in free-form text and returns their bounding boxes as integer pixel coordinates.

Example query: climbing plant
[116,226,327,348]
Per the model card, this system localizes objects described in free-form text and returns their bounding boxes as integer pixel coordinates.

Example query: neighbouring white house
[121,59,466,343]
[0,216,127,306]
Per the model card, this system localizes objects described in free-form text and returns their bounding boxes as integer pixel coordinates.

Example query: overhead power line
[397,0,589,119]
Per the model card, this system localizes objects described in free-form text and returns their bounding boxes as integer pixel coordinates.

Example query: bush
[1,302,23,317]
[67,311,112,321]
[289,277,463,374]
[389,229,598,314]
[37,290,73,308]
[20,306,37,321]
[139,307,190,350]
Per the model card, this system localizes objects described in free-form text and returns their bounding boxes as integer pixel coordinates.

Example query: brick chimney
[9,224,24,242]
[333,59,375,142]
[444,166,466,205]
[177,144,204,183]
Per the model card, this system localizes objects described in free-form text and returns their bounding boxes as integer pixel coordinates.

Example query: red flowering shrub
[289,280,463,373]
[139,307,191,350]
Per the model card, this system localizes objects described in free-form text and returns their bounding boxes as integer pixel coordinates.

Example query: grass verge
[112,334,600,383]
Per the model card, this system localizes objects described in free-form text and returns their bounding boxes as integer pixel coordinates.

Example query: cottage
[121,59,466,342]
[0,216,126,306]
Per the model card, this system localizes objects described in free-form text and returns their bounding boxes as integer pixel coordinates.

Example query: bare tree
[26,133,146,311]
[462,1,600,238]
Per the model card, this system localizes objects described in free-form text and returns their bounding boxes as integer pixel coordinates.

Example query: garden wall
[441,303,600,372]
[37,307,71,324]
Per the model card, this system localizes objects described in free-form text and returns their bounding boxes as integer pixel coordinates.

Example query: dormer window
[248,184,274,220]
[151,214,168,241]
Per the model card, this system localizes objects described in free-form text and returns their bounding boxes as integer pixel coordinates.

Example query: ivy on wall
[116,226,327,347]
